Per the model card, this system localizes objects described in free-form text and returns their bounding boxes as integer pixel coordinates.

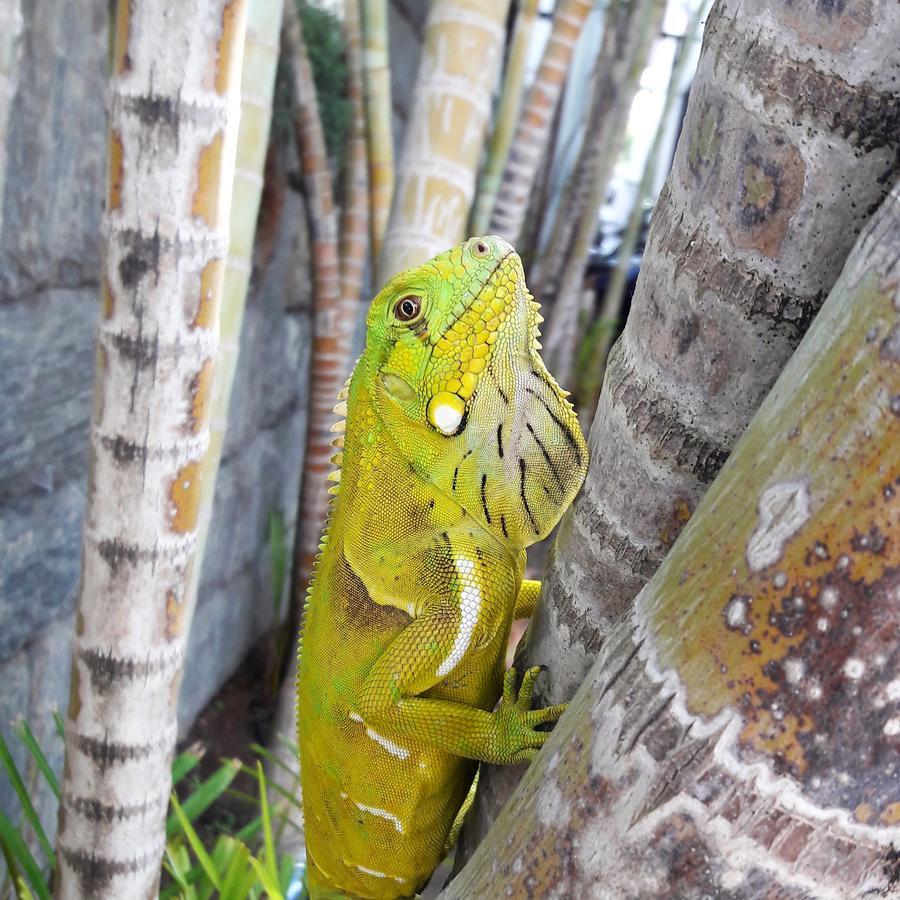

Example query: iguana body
[297,236,588,899]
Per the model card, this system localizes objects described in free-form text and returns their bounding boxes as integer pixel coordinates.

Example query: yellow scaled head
[361,235,588,549]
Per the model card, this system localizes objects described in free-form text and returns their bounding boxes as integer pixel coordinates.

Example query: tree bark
[576,0,707,427]
[185,0,285,651]
[540,0,666,390]
[529,0,900,707]
[339,0,370,314]
[469,0,540,236]
[54,2,246,897]
[445,175,900,900]
[360,0,393,264]
[378,0,511,281]
[487,0,593,245]
[283,1,347,600]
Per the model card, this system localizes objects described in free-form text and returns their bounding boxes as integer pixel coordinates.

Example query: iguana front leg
[357,561,564,766]
[515,579,541,619]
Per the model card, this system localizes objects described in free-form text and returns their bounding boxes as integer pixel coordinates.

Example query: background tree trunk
[445,175,900,899]
[540,0,666,389]
[529,0,900,706]
[360,0,394,263]
[54,2,246,897]
[184,0,285,661]
[576,0,708,427]
[378,0,511,281]
[488,0,593,244]
[469,0,539,236]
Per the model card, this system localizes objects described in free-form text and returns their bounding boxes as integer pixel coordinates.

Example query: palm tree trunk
[186,0,286,649]
[540,0,666,389]
[54,2,246,896]
[576,0,707,426]
[378,0,512,281]
[488,0,594,244]
[360,0,393,264]
[445,174,900,899]
[283,1,346,601]
[339,0,370,313]
[528,0,900,707]
[469,0,540,236]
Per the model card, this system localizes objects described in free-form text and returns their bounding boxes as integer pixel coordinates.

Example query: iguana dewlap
[297,236,588,899]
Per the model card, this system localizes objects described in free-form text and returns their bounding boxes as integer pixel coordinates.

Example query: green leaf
[168,793,222,893]
[51,712,65,741]
[12,722,61,802]
[0,730,56,869]
[248,857,283,900]
[256,762,279,887]
[0,811,51,900]
[166,758,241,838]
[219,838,254,900]
[278,852,295,891]
[172,749,202,787]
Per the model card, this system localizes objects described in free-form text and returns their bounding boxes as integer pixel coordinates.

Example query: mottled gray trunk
[445,176,900,900]
[531,0,900,704]
[54,2,246,897]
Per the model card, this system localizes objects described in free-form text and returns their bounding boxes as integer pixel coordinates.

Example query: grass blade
[51,712,64,741]
[248,857,283,899]
[256,761,278,886]
[13,722,60,802]
[0,731,56,868]
[172,749,202,787]
[166,758,241,838]
[169,793,222,893]
[0,811,50,900]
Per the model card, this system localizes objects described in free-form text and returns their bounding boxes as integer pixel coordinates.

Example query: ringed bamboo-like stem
[54,2,246,896]
[469,0,540,236]
[378,0,513,282]
[360,0,393,264]
[487,0,594,244]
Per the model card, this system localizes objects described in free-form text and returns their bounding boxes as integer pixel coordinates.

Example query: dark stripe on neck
[518,458,540,535]
[480,473,492,524]
[525,387,583,468]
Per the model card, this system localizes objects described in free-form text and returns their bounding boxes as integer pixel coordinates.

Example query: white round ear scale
[427,392,466,436]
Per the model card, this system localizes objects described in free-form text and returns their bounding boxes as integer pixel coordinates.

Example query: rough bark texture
[530,0,900,706]
[54,2,246,897]
[487,0,593,244]
[541,0,666,389]
[445,177,900,900]
[378,0,511,281]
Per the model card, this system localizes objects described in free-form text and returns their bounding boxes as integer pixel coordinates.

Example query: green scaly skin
[297,236,588,899]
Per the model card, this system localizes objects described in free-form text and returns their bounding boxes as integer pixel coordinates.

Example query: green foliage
[273,2,352,176]
[297,1,352,172]
[0,720,302,900]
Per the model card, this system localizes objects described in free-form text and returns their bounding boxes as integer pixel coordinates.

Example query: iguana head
[360,235,588,549]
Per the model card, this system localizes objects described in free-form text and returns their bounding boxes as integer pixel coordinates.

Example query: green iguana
[297,235,588,899]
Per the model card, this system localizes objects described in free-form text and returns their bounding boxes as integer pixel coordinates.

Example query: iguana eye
[395,295,421,322]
